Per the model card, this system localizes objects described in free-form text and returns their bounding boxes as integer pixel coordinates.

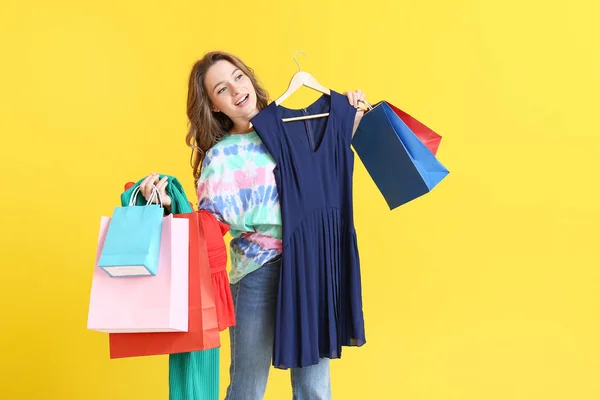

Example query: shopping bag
[108,211,221,358]
[384,102,442,155]
[87,214,189,333]
[351,101,449,209]
[97,185,164,277]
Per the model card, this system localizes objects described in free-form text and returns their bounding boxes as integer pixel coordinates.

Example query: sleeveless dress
[250,90,366,369]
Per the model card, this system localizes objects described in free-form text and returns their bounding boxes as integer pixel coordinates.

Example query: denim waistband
[263,255,282,267]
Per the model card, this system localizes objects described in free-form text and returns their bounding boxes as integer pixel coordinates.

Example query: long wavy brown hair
[185,51,270,188]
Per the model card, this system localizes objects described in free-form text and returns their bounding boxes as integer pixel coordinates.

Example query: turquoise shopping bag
[97,185,164,277]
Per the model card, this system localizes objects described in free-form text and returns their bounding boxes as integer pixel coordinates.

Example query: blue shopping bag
[351,101,449,209]
[97,185,164,277]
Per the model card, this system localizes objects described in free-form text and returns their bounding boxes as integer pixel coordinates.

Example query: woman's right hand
[140,173,172,209]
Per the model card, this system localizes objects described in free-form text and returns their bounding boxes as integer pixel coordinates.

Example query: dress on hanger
[250,90,366,369]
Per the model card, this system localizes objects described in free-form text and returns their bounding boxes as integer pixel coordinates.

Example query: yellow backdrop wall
[1,0,599,399]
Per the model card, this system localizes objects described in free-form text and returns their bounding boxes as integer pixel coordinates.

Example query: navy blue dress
[250,90,366,369]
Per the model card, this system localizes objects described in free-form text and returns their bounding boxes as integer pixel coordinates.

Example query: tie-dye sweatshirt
[197,131,282,284]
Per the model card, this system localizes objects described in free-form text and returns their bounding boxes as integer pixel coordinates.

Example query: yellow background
[1,0,599,399]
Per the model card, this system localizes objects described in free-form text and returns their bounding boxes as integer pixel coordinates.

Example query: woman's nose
[232,82,243,95]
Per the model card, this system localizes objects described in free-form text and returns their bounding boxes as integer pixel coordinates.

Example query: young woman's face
[204,60,258,121]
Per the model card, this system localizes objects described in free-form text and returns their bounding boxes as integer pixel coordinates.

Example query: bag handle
[129,184,163,208]
[358,99,373,111]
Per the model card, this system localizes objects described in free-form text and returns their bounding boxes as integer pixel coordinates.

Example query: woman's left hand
[344,89,367,111]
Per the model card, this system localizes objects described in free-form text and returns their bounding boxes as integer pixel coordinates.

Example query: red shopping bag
[375,101,442,155]
[108,211,221,358]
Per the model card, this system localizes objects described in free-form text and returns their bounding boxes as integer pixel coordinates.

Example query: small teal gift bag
[98,185,164,277]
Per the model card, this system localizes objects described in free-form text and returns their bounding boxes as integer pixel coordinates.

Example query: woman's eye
[218,87,226,94]
[235,74,243,81]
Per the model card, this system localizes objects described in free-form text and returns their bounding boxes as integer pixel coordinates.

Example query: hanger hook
[293,50,306,72]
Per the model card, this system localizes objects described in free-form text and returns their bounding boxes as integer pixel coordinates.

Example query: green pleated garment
[122,175,221,400]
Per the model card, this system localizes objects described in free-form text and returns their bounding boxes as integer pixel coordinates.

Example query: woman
[140,51,366,399]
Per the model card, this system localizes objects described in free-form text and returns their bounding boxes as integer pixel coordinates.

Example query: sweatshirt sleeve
[197,151,227,224]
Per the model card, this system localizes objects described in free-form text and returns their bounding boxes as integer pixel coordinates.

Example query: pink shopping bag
[87,214,189,333]
[108,211,221,358]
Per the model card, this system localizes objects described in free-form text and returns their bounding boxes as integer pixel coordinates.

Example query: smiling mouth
[235,94,249,106]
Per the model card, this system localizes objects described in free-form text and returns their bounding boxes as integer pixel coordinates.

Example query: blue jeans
[224,258,332,400]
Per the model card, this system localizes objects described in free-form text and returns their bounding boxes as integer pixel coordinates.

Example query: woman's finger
[143,173,159,201]
[357,89,365,102]
[156,176,168,196]
[156,175,168,189]
[159,182,169,204]
[139,175,152,199]
[151,175,166,203]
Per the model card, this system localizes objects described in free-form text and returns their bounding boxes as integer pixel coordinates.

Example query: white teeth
[236,95,248,105]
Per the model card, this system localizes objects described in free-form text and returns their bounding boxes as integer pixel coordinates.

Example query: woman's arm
[352,108,366,138]
[196,152,233,230]
[343,89,368,138]
[197,174,226,223]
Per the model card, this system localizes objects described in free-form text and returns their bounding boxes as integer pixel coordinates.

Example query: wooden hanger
[275,50,331,122]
